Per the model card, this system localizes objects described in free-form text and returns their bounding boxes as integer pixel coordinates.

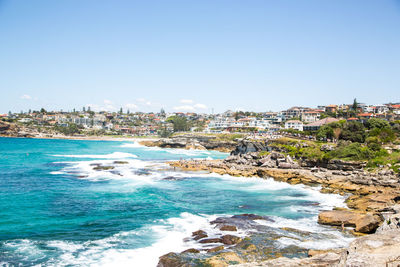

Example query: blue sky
[1,0,399,113]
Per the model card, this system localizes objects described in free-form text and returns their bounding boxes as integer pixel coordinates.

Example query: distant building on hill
[284,120,304,131]
[303,117,339,131]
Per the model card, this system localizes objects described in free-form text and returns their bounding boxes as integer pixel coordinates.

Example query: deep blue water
[0,137,351,266]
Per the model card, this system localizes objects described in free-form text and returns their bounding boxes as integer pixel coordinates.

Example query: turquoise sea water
[0,137,352,266]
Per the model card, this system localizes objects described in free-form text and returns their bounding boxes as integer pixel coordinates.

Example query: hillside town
[1,100,400,138]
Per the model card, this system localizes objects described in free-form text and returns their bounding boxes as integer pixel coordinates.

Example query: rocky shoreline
[156,140,400,266]
[139,135,237,152]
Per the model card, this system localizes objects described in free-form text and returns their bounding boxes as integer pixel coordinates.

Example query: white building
[284,120,304,131]
[301,111,321,123]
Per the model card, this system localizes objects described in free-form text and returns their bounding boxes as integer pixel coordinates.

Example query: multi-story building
[284,120,304,131]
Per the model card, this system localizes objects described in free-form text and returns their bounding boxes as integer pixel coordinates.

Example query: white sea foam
[10,213,226,267]
[119,142,143,148]
[52,152,138,159]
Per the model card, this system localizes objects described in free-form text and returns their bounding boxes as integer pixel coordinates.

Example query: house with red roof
[390,105,400,115]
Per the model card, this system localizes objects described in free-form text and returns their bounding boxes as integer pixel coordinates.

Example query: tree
[159,125,172,137]
[316,125,334,140]
[167,116,189,132]
[40,108,47,114]
[119,107,123,114]
[160,108,166,117]
[366,118,390,130]
[83,107,86,112]
[340,121,366,143]
[352,98,359,112]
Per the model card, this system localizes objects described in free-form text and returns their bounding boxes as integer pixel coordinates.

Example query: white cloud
[86,104,101,111]
[180,99,194,104]
[194,103,207,109]
[21,94,32,100]
[86,103,116,112]
[173,105,196,112]
[125,103,138,109]
[145,101,152,106]
[136,98,146,103]
[103,99,113,104]
[104,104,116,111]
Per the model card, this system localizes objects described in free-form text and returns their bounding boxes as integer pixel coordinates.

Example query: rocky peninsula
[139,134,238,152]
[154,139,400,267]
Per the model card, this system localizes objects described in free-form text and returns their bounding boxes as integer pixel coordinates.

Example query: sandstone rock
[318,210,358,227]
[355,214,382,233]
[205,251,245,266]
[207,245,224,253]
[157,252,189,267]
[192,230,208,240]
[181,248,200,253]
[220,225,237,231]
[221,235,242,245]
[199,238,222,244]
[318,210,382,233]
[342,229,400,267]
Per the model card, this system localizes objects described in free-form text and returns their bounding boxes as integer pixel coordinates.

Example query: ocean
[0,137,353,266]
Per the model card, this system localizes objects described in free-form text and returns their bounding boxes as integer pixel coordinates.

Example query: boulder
[355,214,382,233]
[318,210,382,233]
[157,252,188,267]
[207,245,224,253]
[192,230,208,240]
[199,238,222,244]
[219,225,237,231]
[231,140,268,155]
[181,248,200,254]
[318,210,358,227]
[221,235,242,245]
[93,165,115,171]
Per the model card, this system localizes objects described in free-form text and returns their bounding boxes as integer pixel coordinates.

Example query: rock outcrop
[230,140,268,155]
[140,135,237,152]
[234,230,400,267]
[318,210,382,233]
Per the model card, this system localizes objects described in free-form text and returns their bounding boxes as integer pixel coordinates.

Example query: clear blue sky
[1,0,399,113]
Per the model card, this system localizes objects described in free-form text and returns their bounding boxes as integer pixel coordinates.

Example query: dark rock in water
[231,214,265,220]
[207,245,224,253]
[109,170,122,176]
[90,163,101,167]
[134,169,150,175]
[211,214,274,232]
[77,175,88,178]
[199,238,222,244]
[221,235,242,245]
[181,248,200,254]
[163,176,183,181]
[93,165,115,171]
[192,230,208,240]
[113,161,128,164]
[220,225,237,231]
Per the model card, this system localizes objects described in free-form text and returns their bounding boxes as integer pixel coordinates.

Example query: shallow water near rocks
[0,137,354,266]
